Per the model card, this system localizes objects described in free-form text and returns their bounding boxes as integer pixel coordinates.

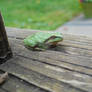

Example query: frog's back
[35,32,62,41]
[24,34,38,47]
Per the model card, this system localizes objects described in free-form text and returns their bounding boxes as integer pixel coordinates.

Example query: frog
[24,32,63,51]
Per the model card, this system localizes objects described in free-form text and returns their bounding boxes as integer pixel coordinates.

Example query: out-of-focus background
[0,0,81,30]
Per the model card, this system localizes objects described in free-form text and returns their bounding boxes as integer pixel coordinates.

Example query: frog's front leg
[37,43,48,51]
[50,42,58,48]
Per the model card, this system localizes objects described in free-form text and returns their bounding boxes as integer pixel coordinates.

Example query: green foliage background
[0,0,81,30]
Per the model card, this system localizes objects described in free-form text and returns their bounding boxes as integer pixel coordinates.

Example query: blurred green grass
[0,0,81,30]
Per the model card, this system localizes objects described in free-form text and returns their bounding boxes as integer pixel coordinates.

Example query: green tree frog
[24,32,63,50]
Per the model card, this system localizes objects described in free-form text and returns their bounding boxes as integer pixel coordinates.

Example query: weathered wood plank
[0,59,88,92]
[8,38,92,76]
[61,41,92,51]
[19,53,92,76]
[8,37,92,58]
[63,38,92,46]
[50,45,92,58]
[7,30,92,58]
[0,88,7,92]
[39,51,92,69]
[8,34,92,51]
[64,34,92,44]
[6,27,37,39]
[9,37,92,66]
[6,27,92,42]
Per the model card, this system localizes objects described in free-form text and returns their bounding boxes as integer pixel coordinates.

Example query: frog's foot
[35,48,46,51]
[0,72,8,84]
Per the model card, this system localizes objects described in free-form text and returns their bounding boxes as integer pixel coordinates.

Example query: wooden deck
[0,27,92,92]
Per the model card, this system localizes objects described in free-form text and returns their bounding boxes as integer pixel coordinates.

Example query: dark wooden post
[0,12,12,64]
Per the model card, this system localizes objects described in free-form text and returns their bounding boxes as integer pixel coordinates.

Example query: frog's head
[44,35,63,46]
[37,36,63,50]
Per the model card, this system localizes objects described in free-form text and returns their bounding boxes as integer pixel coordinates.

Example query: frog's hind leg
[32,44,46,51]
